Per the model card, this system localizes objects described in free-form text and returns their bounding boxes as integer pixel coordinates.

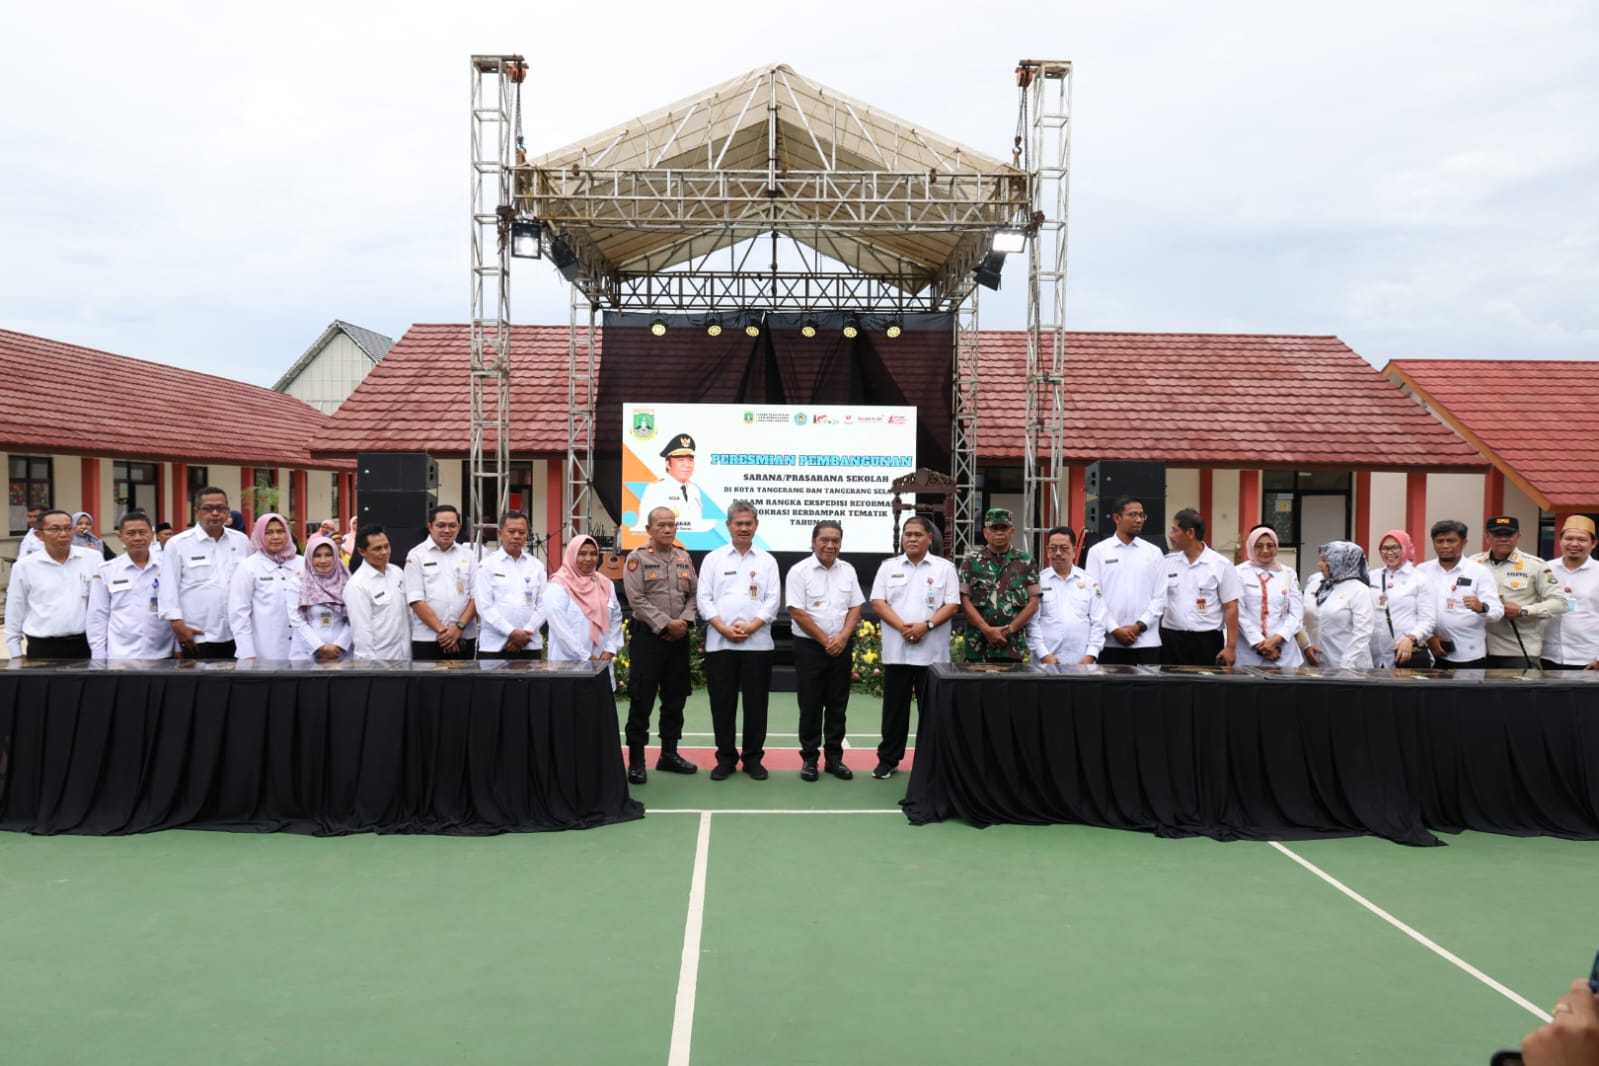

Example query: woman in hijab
[1234,524,1304,667]
[226,512,304,660]
[1302,540,1376,668]
[286,533,353,661]
[544,535,624,675]
[1367,528,1435,668]
[73,512,116,561]
[339,517,359,571]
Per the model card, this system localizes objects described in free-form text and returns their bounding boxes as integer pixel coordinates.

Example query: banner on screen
[620,403,917,552]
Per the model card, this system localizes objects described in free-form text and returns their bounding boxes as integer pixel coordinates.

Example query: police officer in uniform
[632,434,705,532]
[1473,515,1566,668]
[621,505,701,784]
[958,507,1041,663]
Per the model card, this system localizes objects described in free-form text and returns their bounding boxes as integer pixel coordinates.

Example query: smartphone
[1440,640,1457,657]
[1491,951,1599,1064]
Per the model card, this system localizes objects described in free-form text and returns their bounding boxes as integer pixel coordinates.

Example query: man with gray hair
[695,500,780,780]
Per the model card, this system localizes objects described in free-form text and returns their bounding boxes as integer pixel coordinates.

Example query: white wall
[281,333,374,414]
[1367,472,1408,546]
[1165,468,1200,514]
[1210,470,1241,553]
[1425,473,1487,555]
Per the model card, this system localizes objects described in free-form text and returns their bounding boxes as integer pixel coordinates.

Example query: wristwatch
[1135,621,1148,634]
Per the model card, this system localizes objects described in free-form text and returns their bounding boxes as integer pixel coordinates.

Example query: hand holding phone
[1493,951,1599,1064]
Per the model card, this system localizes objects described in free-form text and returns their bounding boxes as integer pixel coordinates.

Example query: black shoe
[871,762,897,780]
[627,764,648,785]
[800,758,819,782]
[709,764,734,781]
[655,751,698,775]
[825,760,854,781]
[743,762,769,781]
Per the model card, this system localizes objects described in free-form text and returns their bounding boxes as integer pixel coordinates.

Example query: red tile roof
[0,329,348,469]
[1386,359,1599,509]
[314,325,1484,470]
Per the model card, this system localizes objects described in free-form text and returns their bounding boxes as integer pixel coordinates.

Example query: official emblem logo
[743,410,755,424]
[631,410,657,440]
[794,413,807,426]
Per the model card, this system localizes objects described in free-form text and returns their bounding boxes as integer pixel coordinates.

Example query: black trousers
[794,637,852,760]
[703,650,771,768]
[1159,627,1224,666]
[411,639,477,661]
[1436,655,1487,669]
[877,663,929,768]
[477,648,542,661]
[23,634,91,659]
[1541,659,1589,671]
[1484,654,1533,670]
[1098,645,1161,666]
[626,626,692,749]
[181,640,236,661]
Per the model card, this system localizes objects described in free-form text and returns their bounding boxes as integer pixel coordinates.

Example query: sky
[3,1,1595,388]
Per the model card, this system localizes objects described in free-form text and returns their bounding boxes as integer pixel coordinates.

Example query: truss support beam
[952,290,980,558]
[468,55,520,550]
[564,292,598,537]
[1021,60,1072,556]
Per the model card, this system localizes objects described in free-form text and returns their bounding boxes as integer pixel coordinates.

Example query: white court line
[1270,841,1551,1022]
[668,811,713,1066]
[649,808,903,815]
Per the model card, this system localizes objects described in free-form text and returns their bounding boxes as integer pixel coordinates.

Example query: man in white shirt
[88,510,175,659]
[473,510,547,660]
[1085,495,1166,666]
[1160,508,1242,666]
[695,500,780,780]
[631,433,705,533]
[158,486,251,659]
[868,516,961,780]
[16,505,46,558]
[403,504,478,660]
[785,520,866,781]
[1416,519,1504,668]
[1473,514,1566,668]
[5,509,102,659]
[1027,525,1108,665]
[1540,515,1599,670]
[346,524,411,661]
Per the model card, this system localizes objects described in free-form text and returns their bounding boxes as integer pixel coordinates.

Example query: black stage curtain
[0,663,644,836]
[902,666,1599,846]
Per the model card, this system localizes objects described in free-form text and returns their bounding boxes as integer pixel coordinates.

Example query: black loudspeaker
[358,490,437,567]
[1084,460,1167,551]
[358,452,438,494]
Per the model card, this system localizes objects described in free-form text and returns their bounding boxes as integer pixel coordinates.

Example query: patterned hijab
[1317,541,1370,605]
[298,535,351,613]
[551,534,611,645]
[250,513,299,565]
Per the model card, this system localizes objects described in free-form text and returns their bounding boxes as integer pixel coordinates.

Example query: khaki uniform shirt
[623,544,698,636]
[1472,548,1566,659]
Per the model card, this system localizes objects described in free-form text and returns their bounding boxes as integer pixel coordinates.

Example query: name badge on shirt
[925,577,938,608]
[422,560,438,569]
[1196,597,1209,613]
[319,609,333,628]
[110,577,131,590]
[187,556,211,569]
[888,571,907,586]
[374,590,389,604]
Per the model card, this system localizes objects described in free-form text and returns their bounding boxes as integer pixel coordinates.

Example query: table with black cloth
[901,663,1599,846]
[0,659,643,836]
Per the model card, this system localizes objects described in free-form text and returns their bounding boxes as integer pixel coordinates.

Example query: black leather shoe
[743,762,769,781]
[800,758,819,782]
[871,762,897,780]
[656,751,698,775]
[627,764,647,785]
[709,764,734,781]
[825,761,854,781]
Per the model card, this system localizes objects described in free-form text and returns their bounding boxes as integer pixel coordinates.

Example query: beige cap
[1561,515,1597,537]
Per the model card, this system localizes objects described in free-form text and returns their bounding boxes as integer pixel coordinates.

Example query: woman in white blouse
[286,534,353,661]
[1367,528,1435,668]
[1234,525,1304,667]
[1303,541,1376,669]
[544,535,624,675]
[227,513,304,660]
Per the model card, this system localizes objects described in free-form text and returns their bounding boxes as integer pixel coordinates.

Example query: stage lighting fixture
[706,316,723,337]
[548,235,582,283]
[801,319,818,338]
[650,317,668,337]
[745,320,761,338]
[885,319,903,339]
[991,228,1028,254]
[510,220,542,259]
[842,316,861,339]
[974,252,1005,291]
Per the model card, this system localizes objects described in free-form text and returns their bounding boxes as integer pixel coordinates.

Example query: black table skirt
[901,665,1599,846]
[0,661,643,836]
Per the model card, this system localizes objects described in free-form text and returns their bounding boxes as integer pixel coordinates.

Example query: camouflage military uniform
[958,547,1041,662]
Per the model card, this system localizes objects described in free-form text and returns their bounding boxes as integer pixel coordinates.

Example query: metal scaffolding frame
[1020,60,1073,555]
[467,59,1070,554]
[467,55,520,545]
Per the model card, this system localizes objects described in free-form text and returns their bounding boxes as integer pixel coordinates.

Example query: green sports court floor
[2,691,1588,1065]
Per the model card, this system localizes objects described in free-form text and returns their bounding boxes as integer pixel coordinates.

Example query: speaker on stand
[1084,460,1167,553]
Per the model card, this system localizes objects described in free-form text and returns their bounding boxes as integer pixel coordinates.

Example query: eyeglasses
[197,504,229,513]
[1047,545,1075,554]
[1378,544,1404,553]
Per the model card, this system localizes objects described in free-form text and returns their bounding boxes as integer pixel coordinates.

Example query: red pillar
[1354,471,1371,553]
[1406,472,1428,561]
[240,466,255,529]
[546,459,565,575]
[291,470,308,547]
[1067,463,1087,540]
[1198,468,1213,525]
[1485,467,1505,519]
[80,457,100,518]
[171,462,189,530]
[1237,470,1260,544]
[337,471,354,534]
